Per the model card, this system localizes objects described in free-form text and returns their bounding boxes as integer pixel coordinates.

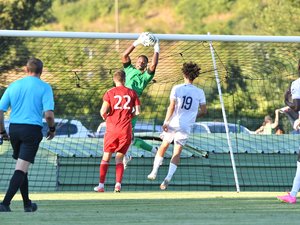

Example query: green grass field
[0,192,299,225]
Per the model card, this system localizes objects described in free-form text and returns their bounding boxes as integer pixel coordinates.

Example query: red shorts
[103,130,132,154]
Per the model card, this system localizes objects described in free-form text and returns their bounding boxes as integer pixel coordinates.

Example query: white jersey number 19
[181,96,193,110]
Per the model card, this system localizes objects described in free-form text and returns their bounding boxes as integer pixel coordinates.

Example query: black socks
[2,170,26,206]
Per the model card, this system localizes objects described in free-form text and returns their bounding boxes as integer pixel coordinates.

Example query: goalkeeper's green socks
[133,138,156,152]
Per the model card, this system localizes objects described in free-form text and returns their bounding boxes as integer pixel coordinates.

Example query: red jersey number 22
[114,95,131,109]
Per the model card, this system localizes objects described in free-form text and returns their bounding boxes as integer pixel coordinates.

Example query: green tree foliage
[0,0,53,29]
[230,0,300,35]
[46,0,300,36]
[52,0,114,29]
[0,0,54,81]
[172,0,300,35]
[174,0,235,34]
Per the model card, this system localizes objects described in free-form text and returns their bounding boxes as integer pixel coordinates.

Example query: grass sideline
[0,191,298,225]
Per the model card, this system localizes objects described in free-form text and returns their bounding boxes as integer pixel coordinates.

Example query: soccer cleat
[123,154,132,170]
[114,183,121,193]
[277,193,297,204]
[147,172,157,180]
[160,179,170,190]
[94,186,105,192]
[0,203,11,212]
[24,202,38,212]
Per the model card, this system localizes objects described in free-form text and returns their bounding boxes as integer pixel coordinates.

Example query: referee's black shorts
[9,123,43,164]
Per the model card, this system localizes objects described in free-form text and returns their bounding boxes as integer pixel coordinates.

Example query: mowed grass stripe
[0,191,293,200]
[1,192,299,225]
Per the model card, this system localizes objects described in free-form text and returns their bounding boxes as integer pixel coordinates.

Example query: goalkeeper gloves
[133,32,146,47]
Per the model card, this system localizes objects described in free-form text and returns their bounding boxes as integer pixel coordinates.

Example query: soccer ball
[141,32,157,47]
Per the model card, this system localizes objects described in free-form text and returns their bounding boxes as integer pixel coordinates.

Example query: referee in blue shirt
[0,58,55,212]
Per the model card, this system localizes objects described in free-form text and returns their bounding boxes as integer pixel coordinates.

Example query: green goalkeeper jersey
[124,64,154,97]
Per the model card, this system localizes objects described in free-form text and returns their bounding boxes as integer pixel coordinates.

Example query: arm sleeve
[144,70,155,83]
[170,86,177,100]
[103,91,110,104]
[147,68,155,75]
[42,85,55,112]
[199,89,206,105]
[123,61,132,69]
[123,64,136,81]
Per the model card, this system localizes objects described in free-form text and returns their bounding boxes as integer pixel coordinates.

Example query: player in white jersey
[277,60,300,204]
[147,62,207,190]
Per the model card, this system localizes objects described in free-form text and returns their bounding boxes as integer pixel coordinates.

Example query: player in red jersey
[94,70,140,193]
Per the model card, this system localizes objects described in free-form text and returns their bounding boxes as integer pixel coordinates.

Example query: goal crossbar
[1,30,300,42]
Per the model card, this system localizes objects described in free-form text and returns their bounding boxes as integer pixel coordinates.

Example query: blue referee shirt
[0,76,54,127]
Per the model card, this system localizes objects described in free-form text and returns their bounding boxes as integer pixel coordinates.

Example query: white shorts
[159,128,189,146]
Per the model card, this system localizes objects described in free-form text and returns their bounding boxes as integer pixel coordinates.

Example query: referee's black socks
[20,173,30,207]
[2,170,26,206]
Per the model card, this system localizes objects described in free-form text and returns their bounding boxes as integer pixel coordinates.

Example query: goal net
[0,31,300,192]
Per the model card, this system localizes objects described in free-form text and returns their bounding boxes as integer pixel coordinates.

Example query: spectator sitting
[255,109,279,134]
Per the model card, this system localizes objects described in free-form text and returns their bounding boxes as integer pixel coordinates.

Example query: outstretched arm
[122,33,146,64]
[148,37,160,73]
[271,109,279,129]
[122,45,135,64]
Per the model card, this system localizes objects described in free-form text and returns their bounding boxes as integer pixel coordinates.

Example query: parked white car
[4,118,91,138]
[191,121,253,134]
[89,121,162,138]
[43,118,91,137]
[88,121,253,137]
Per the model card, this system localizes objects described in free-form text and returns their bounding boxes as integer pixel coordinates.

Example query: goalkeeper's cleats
[160,179,170,190]
[94,186,105,192]
[277,193,297,204]
[24,202,38,212]
[123,154,132,170]
[0,203,11,212]
[114,183,121,193]
[147,172,157,180]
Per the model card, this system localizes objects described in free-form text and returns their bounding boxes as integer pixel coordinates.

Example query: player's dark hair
[26,57,43,75]
[181,62,201,81]
[138,55,148,63]
[114,70,126,83]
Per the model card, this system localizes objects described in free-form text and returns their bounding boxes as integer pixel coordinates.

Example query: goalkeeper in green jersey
[121,32,160,168]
